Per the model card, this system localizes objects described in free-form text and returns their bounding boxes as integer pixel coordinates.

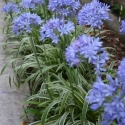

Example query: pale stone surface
[0,1,30,125]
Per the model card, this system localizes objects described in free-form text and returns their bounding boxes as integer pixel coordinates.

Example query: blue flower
[12,12,42,35]
[87,69,125,124]
[39,18,75,44]
[120,20,125,34]
[117,58,125,85]
[48,0,81,17]
[78,0,110,29]
[20,0,44,9]
[65,34,109,74]
[101,120,111,125]
[102,96,125,124]
[92,50,109,74]
[86,77,115,110]
[2,2,20,13]
[106,74,119,92]
[87,89,105,110]
[65,45,81,66]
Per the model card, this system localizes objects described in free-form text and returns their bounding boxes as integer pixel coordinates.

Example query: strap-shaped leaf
[81,98,89,124]
[41,100,60,125]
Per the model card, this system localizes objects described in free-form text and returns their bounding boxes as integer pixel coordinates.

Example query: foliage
[112,4,125,19]
[2,0,124,125]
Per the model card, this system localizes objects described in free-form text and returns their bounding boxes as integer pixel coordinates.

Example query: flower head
[117,58,125,85]
[120,20,125,34]
[20,0,44,9]
[65,45,81,66]
[87,62,125,125]
[2,2,20,13]
[86,77,115,110]
[78,0,110,29]
[102,96,125,125]
[65,34,109,74]
[39,18,75,44]
[12,12,42,35]
[48,0,81,17]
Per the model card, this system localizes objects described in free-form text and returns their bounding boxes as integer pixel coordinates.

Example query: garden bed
[102,26,125,67]
[2,0,125,125]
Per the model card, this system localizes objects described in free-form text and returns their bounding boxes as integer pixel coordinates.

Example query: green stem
[93,28,96,37]
[86,61,93,83]
[4,0,8,4]
[9,12,13,20]
[45,0,48,20]
[29,36,53,100]
[42,5,46,21]
[99,28,102,37]
[69,81,76,105]
[55,12,57,18]
[67,67,76,105]
[98,29,101,37]
[29,36,42,74]
[75,21,77,38]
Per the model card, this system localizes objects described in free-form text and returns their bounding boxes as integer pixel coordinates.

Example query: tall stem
[98,29,101,37]
[4,0,8,4]
[86,62,93,83]
[45,0,48,20]
[69,82,76,104]
[9,12,13,20]
[29,36,42,74]
[29,36,52,99]
[93,28,96,37]
[75,22,77,38]
[66,67,77,105]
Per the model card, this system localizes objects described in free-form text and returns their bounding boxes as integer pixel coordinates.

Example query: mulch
[102,26,125,68]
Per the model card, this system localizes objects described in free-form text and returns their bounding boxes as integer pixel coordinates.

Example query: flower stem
[45,0,48,20]
[9,12,13,20]
[74,18,77,39]
[29,36,52,100]
[86,61,93,83]
[98,29,101,37]
[94,28,96,37]
[4,0,8,4]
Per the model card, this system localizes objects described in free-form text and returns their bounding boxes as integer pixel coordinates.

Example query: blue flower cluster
[87,77,116,110]
[120,20,125,34]
[65,34,109,75]
[2,2,20,13]
[48,0,81,17]
[117,58,125,85]
[87,58,125,125]
[78,0,110,29]
[12,12,42,35]
[40,18,75,44]
[20,0,44,9]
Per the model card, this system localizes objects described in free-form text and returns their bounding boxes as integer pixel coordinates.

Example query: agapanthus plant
[2,2,20,13]
[65,34,109,75]
[87,58,125,125]
[48,0,81,17]
[20,0,44,10]
[40,18,75,44]
[12,12,43,78]
[78,0,110,29]
[12,12,42,35]
[120,20,125,34]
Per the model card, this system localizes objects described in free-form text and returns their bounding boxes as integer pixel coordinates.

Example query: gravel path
[0,1,30,125]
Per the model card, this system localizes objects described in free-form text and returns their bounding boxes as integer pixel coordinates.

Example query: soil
[102,26,125,68]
